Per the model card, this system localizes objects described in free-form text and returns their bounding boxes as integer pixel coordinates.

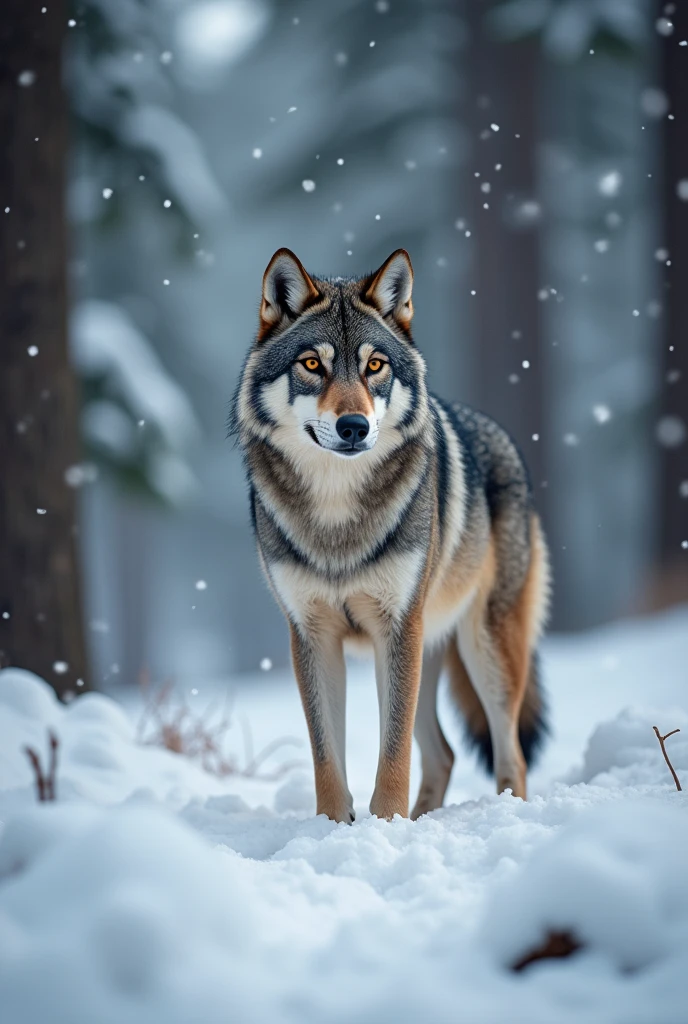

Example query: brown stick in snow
[652,726,682,791]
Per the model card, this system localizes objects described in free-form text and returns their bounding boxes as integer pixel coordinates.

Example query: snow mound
[0,804,269,1024]
[570,707,688,787]
[0,667,231,804]
[481,800,688,973]
[0,669,61,724]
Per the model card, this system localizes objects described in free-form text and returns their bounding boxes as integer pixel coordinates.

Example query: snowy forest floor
[1,607,687,1023]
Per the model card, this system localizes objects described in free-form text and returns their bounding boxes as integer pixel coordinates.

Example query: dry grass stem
[137,680,304,780]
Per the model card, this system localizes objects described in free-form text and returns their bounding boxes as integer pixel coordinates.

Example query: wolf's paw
[317,800,355,824]
[369,789,408,821]
[496,775,527,800]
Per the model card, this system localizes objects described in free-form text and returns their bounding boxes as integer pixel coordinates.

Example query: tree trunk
[464,9,550,593]
[0,2,89,696]
[655,3,688,605]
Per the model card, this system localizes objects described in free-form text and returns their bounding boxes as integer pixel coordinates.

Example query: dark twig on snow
[512,930,581,972]
[23,729,59,801]
[652,726,682,791]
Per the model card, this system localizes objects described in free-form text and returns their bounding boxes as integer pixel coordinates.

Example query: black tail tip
[464,703,549,776]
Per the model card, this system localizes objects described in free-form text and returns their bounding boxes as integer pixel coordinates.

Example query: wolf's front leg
[369,610,424,820]
[289,621,354,823]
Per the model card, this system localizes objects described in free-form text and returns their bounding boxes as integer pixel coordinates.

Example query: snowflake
[598,171,621,197]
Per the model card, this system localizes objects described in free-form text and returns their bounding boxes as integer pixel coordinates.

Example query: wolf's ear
[364,249,414,334]
[258,248,319,340]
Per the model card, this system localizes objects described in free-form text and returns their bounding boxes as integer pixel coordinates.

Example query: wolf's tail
[446,638,548,773]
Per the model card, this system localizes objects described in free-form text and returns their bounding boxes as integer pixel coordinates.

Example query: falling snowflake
[260,658,273,671]
[53,661,69,674]
[302,180,316,193]
[598,171,622,197]
[676,180,688,201]
[195,580,208,591]
[252,148,263,159]
[36,508,47,515]
[27,345,38,357]
[640,87,668,119]
[593,405,611,424]
[656,416,686,448]
[17,70,36,87]
[102,188,113,199]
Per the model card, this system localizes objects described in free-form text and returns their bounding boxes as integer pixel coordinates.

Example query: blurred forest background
[1,0,686,696]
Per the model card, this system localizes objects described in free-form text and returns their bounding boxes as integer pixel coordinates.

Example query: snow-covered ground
[1,607,687,1023]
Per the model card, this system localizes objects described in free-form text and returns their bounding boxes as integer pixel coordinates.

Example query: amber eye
[303,357,321,372]
[367,358,383,373]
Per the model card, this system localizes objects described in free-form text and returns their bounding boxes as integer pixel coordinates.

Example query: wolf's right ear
[258,248,319,341]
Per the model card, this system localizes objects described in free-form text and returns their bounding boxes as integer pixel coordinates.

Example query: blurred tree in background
[0,1,88,697]
[657,0,688,605]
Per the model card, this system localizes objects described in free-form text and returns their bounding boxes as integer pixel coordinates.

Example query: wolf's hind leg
[410,643,454,820]
[457,604,530,799]
[289,620,354,823]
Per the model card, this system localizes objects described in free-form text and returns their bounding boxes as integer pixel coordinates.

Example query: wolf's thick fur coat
[233,248,550,822]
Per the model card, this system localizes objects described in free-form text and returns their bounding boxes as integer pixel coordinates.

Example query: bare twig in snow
[652,726,682,791]
[512,930,581,972]
[23,729,59,801]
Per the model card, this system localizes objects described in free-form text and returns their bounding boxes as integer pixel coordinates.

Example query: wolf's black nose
[336,414,370,444]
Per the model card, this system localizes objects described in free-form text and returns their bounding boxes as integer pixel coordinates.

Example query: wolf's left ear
[259,248,319,340]
[364,249,414,334]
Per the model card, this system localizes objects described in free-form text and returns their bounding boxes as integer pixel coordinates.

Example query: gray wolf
[232,248,550,822]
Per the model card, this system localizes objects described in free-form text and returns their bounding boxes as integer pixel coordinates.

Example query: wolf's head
[234,248,428,466]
